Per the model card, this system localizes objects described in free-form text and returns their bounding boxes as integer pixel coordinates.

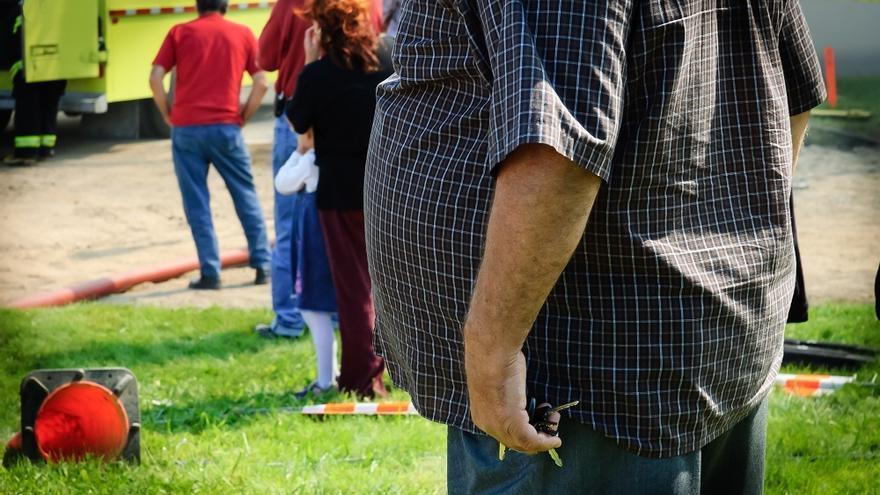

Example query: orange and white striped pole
[775,373,854,397]
[300,402,417,415]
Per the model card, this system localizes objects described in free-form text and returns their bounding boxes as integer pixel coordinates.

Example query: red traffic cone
[8,368,141,465]
[33,381,130,462]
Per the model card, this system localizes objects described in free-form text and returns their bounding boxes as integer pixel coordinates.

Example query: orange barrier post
[824,46,837,108]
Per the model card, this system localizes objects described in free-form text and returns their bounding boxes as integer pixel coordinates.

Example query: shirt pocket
[171,126,200,153]
[218,125,245,154]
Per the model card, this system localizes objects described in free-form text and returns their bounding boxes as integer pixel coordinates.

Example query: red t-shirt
[153,13,261,127]
[258,0,385,98]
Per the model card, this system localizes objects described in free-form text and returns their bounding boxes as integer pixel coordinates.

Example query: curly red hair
[301,0,379,72]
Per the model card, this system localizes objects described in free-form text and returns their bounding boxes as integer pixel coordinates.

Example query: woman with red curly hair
[286,0,392,399]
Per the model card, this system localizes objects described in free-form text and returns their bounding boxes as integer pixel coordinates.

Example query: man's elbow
[252,72,270,92]
[257,54,278,73]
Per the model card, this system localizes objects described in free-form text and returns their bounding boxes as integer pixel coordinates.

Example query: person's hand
[464,335,562,455]
[162,106,172,127]
[297,128,314,152]
[304,23,321,63]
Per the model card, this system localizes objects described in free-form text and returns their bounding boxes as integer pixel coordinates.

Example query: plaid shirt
[365,0,825,457]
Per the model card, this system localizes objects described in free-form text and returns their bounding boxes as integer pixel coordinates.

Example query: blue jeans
[447,398,768,495]
[270,116,304,332]
[171,124,270,279]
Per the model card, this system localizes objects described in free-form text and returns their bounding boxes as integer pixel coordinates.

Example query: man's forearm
[790,111,810,175]
[462,143,602,453]
[465,144,602,355]
[148,66,171,124]
[241,72,269,124]
[150,89,170,123]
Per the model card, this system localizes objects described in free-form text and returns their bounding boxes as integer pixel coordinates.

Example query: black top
[287,36,394,210]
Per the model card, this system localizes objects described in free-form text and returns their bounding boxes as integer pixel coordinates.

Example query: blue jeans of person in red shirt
[171,124,271,279]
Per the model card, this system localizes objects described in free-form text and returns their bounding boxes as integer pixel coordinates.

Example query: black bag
[274,93,287,118]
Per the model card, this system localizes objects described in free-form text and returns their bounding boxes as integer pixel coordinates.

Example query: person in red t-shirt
[149,0,272,290]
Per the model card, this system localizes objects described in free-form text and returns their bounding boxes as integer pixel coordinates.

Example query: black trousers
[12,73,66,158]
[787,195,809,323]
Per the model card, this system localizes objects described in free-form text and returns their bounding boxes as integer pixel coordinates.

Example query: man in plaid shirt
[366,1,825,492]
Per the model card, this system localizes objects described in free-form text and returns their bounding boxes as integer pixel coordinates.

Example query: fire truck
[0,0,274,138]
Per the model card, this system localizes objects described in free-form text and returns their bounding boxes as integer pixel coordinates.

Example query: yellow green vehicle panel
[2,0,273,103]
[102,1,272,103]
[23,0,101,83]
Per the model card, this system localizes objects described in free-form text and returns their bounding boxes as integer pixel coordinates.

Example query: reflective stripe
[108,2,273,18]
[40,135,57,147]
[9,60,22,79]
[300,402,417,415]
[15,136,41,148]
[12,15,21,34]
[775,373,855,397]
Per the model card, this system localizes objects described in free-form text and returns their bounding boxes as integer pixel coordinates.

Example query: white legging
[300,309,338,388]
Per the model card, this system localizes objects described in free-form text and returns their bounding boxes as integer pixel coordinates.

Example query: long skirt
[318,209,386,398]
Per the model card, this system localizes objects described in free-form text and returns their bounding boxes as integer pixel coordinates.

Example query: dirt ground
[0,110,878,309]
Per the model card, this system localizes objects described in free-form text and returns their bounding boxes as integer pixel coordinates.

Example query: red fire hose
[8,248,251,309]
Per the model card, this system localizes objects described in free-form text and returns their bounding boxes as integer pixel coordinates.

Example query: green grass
[0,303,877,494]
[770,304,880,495]
[0,306,445,494]
[812,77,880,139]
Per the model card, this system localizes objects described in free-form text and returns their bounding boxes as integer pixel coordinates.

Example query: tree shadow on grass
[20,329,294,374]
[142,389,341,434]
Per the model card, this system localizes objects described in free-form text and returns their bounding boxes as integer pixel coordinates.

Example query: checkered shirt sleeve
[778,0,827,115]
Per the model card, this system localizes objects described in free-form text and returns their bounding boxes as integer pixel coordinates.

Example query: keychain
[498,398,579,467]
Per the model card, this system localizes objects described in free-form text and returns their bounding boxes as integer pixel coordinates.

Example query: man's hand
[461,143,602,454]
[465,344,561,454]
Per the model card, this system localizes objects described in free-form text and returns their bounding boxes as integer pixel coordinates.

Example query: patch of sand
[0,116,877,309]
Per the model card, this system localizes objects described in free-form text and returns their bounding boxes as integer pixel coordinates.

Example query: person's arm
[257,0,286,72]
[464,144,602,455]
[297,128,314,153]
[240,70,270,125]
[239,29,270,126]
[458,1,632,455]
[285,24,321,132]
[149,30,176,126]
[148,65,172,126]
[790,111,810,175]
